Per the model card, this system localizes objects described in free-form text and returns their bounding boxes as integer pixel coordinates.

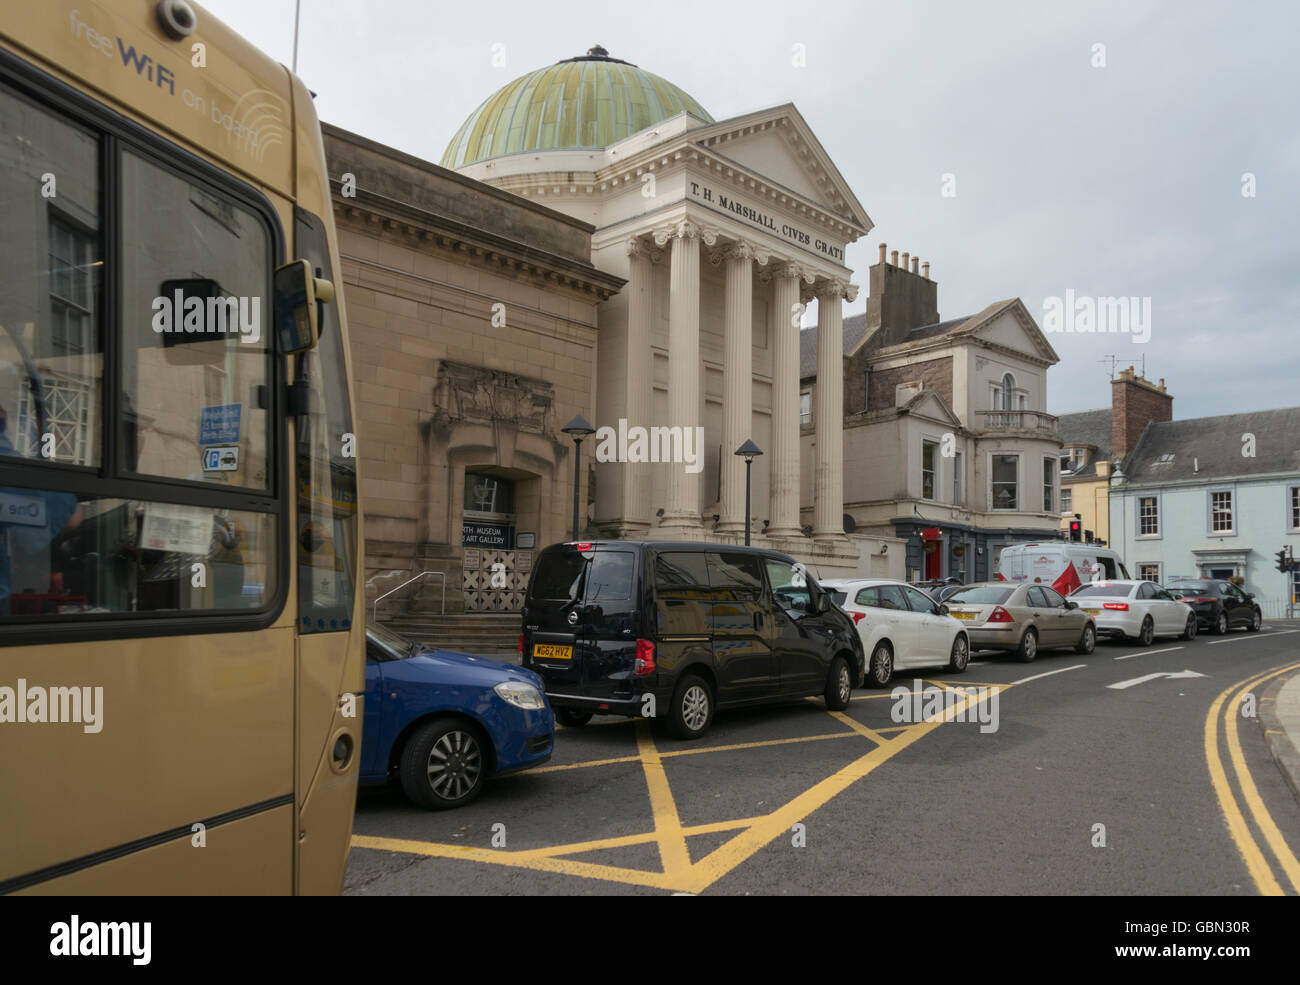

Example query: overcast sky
[207,0,1299,420]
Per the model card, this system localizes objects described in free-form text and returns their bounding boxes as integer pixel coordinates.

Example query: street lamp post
[734,440,763,546]
[562,414,596,541]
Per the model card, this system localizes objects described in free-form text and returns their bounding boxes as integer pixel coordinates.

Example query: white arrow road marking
[1010,664,1086,686]
[1107,669,1208,690]
[1115,645,1184,661]
[1207,629,1300,645]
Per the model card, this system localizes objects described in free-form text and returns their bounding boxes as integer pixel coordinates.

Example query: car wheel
[1247,608,1262,632]
[1138,616,1154,646]
[1181,614,1197,640]
[948,634,969,673]
[867,642,894,688]
[1212,610,1228,635]
[825,656,853,711]
[1075,622,1096,655]
[1016,627,1038,663]
[399,718,488,810]
[556,708,593,728]
[668,674,713,740]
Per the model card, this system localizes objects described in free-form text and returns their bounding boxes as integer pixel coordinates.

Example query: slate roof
[1121,407,1300,484]
[1057,408,1113,480]
[799,313,971,380]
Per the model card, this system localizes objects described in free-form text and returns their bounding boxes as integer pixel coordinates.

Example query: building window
[1001,373,1015,412]
[1138,495,1159,536]
[1210,490,1234,533]
[991,454,1018,510]
[1060,487,1072,513]
[1042,458,1054,513]
[1138,563,1161,582]
[799,391,812,427]
[922,440,937,500]
[1290,486,1300,530]
[465,472,516,516]
[953,452,963,506]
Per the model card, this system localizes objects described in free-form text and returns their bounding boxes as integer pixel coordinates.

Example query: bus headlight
[494,681,546,711]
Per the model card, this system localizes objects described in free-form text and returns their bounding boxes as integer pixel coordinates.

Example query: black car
[519,541,865,739]
[1166,579,1263,635]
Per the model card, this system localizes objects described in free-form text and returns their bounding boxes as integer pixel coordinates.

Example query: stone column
[654,220,710,530]
[813,279,853,542]
[623,237,655,532]
[767,262,807,539]
[717,242,755,534]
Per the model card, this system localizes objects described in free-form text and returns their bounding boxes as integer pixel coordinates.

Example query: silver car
[945,581,1096,661]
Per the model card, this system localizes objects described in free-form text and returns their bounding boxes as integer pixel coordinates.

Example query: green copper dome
[441,46,713,169]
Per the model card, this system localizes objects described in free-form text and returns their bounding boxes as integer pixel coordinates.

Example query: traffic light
[1069,516,1082,542]
[1278,549,1293,573]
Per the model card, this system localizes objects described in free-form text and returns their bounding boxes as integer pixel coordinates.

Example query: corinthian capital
[818,278,853,301]
[626,237,663,262]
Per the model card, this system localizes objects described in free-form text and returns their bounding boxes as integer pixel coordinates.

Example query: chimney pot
[921,261,930,279]
[890,250,899,266]
[878,243,887,263]
[910,256,919,274]
[901,252,910,270]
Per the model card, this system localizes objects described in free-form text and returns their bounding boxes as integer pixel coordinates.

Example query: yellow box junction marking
[353,683,1003,894]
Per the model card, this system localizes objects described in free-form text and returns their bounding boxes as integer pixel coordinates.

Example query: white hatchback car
[1068,580,1197,645]
[821,578,970,687]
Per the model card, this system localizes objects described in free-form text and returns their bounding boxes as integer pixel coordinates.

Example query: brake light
[572,542,593,551]
[634,638,656,676]
[987,606,1014,623]
[517,633,524,654]
[1103,602,1129,610]
[851,611,867,625]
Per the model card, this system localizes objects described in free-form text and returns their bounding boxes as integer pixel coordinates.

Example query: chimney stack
[1111,368,1174,463]
[865,244,940,346]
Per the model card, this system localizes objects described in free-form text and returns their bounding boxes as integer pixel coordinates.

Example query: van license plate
[534,644,572,660]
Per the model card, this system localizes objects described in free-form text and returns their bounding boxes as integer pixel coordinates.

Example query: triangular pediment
[689,105,871,233]
[955,300,1060,365]
[901,388,963,428]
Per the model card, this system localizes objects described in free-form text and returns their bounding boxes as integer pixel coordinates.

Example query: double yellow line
[1204,662,1300,894]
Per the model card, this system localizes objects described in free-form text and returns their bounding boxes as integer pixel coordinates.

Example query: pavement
[1262,647,1300,804]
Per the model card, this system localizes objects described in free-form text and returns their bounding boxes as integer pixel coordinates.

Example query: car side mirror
[1064,600,1078,610]
[815,591,830,614]
[1245,592,1255,600]
[938,603,950,615]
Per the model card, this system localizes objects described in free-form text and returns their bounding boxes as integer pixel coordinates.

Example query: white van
[997,542,1131,595]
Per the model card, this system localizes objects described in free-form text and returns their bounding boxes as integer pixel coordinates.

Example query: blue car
[362,624,555,809]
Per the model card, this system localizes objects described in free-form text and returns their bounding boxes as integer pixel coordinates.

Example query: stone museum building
[445,45,873,578]
[331,45,881,618]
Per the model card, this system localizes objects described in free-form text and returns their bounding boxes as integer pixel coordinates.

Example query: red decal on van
[1053,561,1081,596]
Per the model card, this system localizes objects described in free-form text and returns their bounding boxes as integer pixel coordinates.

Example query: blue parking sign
[199,404,241,445]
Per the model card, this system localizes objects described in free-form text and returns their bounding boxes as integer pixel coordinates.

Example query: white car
[821,578,970,687]
[1068,580,1197,645]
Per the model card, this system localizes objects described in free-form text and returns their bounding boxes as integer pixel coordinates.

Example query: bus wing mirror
[274,259,334,355]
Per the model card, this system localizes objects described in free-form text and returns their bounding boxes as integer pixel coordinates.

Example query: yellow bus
[0,0,363,894]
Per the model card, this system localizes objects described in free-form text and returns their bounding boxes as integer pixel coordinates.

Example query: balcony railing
[976,410,1059,434]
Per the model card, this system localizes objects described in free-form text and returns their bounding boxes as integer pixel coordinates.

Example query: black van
[519,541,865,739]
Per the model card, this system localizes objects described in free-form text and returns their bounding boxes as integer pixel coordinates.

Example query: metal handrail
[373,571,445,622]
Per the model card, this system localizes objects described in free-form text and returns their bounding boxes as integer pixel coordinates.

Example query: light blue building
[1109,407,1300,617]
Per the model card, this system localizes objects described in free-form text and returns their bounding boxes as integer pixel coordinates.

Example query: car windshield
[948,586,1013,605]
[1169,581,1217,594]
[369,623,415,659]
[1072,583,1131,598]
